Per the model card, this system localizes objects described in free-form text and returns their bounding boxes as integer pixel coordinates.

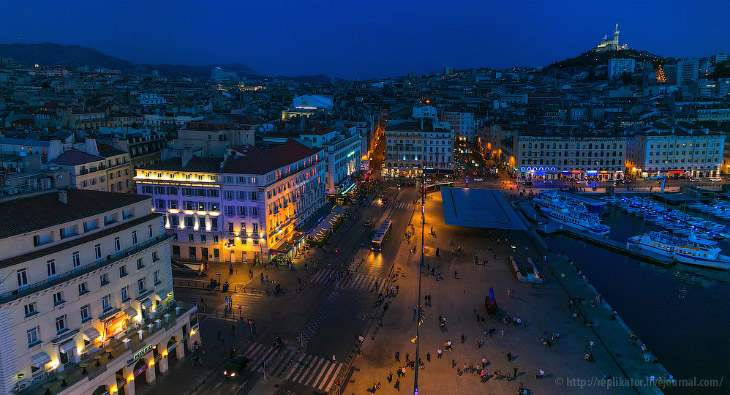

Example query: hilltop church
[595,24,629,52]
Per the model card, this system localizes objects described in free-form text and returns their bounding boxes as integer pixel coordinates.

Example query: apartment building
[171,121,256,158]
[134,155,223,262]
[50,151,108,192]
[383,119,454,177]
[441,110,476,141]
[514,134,628,180]
[299,124,361,197]
[627,130,723,177]
[135,139,326,263]
[0,189,199,395]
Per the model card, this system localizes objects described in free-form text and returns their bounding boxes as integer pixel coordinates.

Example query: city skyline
[2,0,729,79]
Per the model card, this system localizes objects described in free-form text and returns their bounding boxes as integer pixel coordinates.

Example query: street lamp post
[414,171,425,395]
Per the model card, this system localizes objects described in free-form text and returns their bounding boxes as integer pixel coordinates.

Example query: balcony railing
[0,235,172,305]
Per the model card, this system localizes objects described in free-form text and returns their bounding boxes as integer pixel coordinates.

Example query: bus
[370,220,392,251]
[421,181,454,194]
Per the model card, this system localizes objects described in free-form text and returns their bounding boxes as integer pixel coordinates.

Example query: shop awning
[140,298,153,310]
[59,340,77,354]
[31,352,51,367]
[125,307,139,318]
[155,290,169,301]
[83,327,101,341]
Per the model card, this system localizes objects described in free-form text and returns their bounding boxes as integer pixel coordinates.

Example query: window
[100,273,110,286]
[138,278,146,292]
[27,327,40,346]
[148,225,153,238]
[250,192,258,201]
[95,244,102,260]
[185,217,195,227]
[170,216,179,227]
[137,258,144,269]
[45,259,57,277]
[238,206,246,216]
[228,222,234,232]
[55,315,67,333]
[153,270,160,285]
[226,206,235,215]
[53,291,64,305]
[200,234,206,243]
[24,302,37,316]
[188,234,194,242]
[251,207,258,217]
[240,223,247,233]
[119,265,128,277]
[169,200,178,210]
[132,231,138,245]
[114,237,121,252]
[102,295,111,311]
[198,217,205,229]
[78,282,89,295]
[152,251,159,262]
[252,223,258,233]
[81,304,90,322]
[121,286,129,302]
[72,251,81,268]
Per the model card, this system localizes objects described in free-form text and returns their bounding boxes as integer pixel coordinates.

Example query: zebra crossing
[243,342,343,392]
[216,292,264,314]
[367,200,414,210]
[310,269,388,292]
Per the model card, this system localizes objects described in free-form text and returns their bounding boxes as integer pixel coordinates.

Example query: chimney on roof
[58,189,68,204]
[182,148,194,168]
[85,138,99,156]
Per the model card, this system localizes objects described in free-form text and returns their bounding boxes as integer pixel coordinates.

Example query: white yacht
[628,231,730,270]
[534,192,610,235]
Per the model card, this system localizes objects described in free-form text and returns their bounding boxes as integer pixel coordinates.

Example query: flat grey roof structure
[440,187,526,230]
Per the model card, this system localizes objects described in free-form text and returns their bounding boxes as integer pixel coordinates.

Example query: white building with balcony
[0,190,199,395]
[627,129,724,178]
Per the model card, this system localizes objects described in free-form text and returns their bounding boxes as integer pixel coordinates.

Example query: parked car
[364,220,372,227]
[474,178,484,182]
[710,178,722,182]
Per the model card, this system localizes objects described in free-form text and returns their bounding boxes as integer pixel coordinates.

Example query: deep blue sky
[2,0,729,79]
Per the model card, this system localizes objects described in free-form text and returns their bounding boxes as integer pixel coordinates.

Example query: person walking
[395,351,400,362]
[501,329,505,337]
[437,349,443,359]
[426,352,431,362]
[507,352,512,362]
[461,334,465,344]
[514,366,518,379]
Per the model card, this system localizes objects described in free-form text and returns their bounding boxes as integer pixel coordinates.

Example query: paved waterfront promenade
[348,192,666,395]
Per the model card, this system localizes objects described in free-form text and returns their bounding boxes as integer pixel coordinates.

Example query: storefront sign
[133,364,147,377]
[167,342,178,352]
[127,344,153,366]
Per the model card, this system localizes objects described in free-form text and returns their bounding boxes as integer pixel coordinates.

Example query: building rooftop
[141,156,223,173]
[223,139,320,175]
[0,190,149,239]
[440,187,526,230]
[51,150,105,166]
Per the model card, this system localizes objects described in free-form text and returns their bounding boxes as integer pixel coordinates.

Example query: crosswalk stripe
[301,358,327,386]
[246,343,265,360]
[314,360,336,389]
[269,349,293,372]
[252,348,275,369]
[324,364,343,391]
[293,356,319,383]
[285,354,307,380]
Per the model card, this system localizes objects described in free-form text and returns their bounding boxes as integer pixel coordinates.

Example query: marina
[518,192,730,394]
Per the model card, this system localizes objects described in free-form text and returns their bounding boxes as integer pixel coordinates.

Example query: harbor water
[544,205,730,394]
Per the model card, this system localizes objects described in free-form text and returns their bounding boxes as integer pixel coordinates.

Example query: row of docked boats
[687,201,730,220]
[602,195,730,270]
[604,195,730,240]
[533,191,610,235]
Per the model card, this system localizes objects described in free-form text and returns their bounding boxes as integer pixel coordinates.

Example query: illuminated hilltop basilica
[595,24,629,52]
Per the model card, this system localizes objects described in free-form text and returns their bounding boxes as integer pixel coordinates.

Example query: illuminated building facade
[0,190,198,395]
[515,135,627,181]
[627,131,723,178]
[135,140,326,262]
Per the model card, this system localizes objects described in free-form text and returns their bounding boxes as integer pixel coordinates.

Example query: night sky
[2,0,729,79]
